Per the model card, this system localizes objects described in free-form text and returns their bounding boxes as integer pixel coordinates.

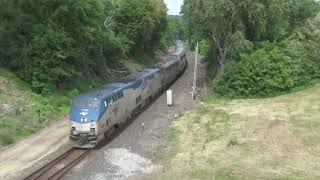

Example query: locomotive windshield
[72,98,100,108]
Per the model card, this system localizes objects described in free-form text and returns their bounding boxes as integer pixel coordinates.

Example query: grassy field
[160,84,320,179]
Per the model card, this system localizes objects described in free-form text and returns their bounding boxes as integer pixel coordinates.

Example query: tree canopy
[183,0,320,97]
[112,0,167,54]
[0,0,168,94]
[183,0,319,73]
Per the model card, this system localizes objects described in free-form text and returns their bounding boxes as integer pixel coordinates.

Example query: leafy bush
[281,38,314,85]
[199,39,210,58]
[0,132,15,145]
[228,31,253,60]
[214,44,294,97]
[284,14,320,83]
[214,14,320,98]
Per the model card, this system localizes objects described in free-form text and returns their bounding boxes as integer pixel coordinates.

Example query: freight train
[69,42,187,148]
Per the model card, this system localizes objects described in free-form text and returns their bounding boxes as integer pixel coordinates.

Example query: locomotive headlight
[90,123,96,133]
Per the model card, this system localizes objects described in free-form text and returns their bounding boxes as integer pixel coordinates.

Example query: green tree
[163,15,187,45]
[183,0,320,75]
[182,0,241,74]
[0,0,167,94]
[282,14,320,84]
[214,44,294,97]
[112,0,167,54]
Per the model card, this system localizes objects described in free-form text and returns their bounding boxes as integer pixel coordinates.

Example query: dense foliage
[214,14,320,97]
[112,0,167,54]
[214,44,294,97]
[183,0,320,97]
[283,15,320,83]
[0,0,168,94]
[162,15,187,45]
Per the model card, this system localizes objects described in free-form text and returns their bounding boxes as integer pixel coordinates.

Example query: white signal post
[167,89,173,106]
[192,42,199,100]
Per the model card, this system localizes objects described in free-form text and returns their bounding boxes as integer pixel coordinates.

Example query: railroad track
[24,148,90,180]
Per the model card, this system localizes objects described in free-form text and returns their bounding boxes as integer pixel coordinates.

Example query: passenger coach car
[69,42,187,148]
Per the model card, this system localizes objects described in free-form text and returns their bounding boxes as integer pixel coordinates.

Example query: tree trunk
[220,62,225,74]
[218,53,226,75]
[210,32,228,75]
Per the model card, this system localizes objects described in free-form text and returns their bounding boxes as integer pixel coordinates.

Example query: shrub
[0,132,15,145]
[281,38,314,86]
[228,137,238,146]
[214,44,294,97]
[199,39,210,59]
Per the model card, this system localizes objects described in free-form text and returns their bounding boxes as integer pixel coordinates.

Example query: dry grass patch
[160,85,320,180]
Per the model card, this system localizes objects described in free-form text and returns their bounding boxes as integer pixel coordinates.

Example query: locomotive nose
[69,121,98,148]
[71,121,97,135]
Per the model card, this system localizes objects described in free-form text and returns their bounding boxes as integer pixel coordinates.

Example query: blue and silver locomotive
[69,42,187,148]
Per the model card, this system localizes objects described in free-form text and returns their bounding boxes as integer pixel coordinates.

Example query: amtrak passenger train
[69,42,187,148]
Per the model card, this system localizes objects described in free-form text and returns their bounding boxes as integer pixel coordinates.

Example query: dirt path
[62,51,208,180]
[0,117,72,179]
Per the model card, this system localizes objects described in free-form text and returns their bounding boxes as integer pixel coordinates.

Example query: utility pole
[192,42,198,100]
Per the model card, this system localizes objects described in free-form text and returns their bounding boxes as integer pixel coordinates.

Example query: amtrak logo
[80,112,88,116]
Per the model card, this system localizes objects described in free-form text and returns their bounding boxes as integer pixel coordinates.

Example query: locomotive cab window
[104,98,112,108]
[112,91,123,103]
[117,92,123,99]
[142,78,147,89]
[119,91,124,98]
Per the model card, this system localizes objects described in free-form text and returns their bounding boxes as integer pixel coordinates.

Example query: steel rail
[24,148,90,180]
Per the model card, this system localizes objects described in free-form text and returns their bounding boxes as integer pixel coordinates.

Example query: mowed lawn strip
[160,84,320,180]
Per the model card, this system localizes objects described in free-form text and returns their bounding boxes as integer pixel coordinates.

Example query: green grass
[215,168,236,180]
[0,68,108,147]
[168,129,178,142]
[159,84,320,179]
[0,131,15,145]
[227,137,238,147]
[188,169,215,179]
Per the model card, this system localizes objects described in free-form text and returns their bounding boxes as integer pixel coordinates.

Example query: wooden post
[204,83,207,96]
[192,42,199,100]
